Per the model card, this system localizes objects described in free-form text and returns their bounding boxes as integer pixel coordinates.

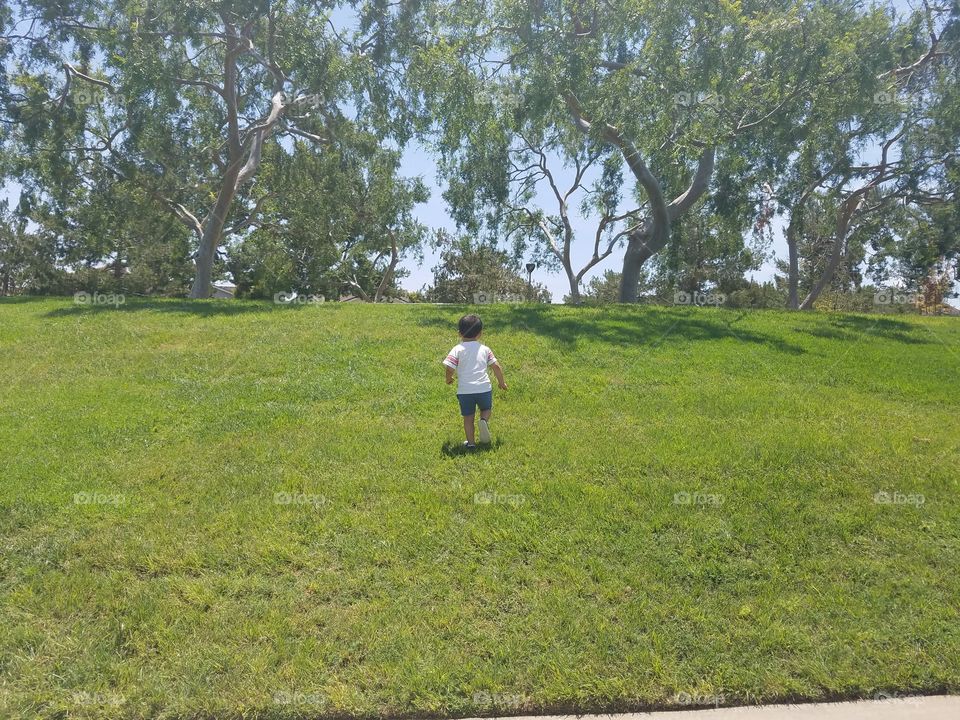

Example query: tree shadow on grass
[0,296,54,305]
[41,297,311,318]
[441,438,504,457]
[420,305,808,355]
[796,314,933,345]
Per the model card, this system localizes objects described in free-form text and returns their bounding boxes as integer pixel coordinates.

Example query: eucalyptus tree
[413,0,848,302]
[3,0,426,297]
[0,199,65,294]
[880,0,960,302]
[767,0,957,309]
[11,146,196,293]
[225,129,428,301]
[496,128,643,304]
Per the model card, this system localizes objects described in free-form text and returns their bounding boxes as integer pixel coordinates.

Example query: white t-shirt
[443,341,498,393]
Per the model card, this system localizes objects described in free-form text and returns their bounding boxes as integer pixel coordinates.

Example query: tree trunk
[618,233,653,303]
[784,178,824,310]
[565,266,581,304]
[190,170,241,298]
[373,233,400,302]
[798,236,844,310]
[617,147,714,302]
[189,227,219,299]
[786,217,800,310]
[614,154,670,303]
[798,197,861,310]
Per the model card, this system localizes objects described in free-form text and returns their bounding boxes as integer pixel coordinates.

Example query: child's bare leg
[463,414,476,444]
[480,408,492,421]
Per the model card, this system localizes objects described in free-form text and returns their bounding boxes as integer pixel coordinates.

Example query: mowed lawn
[1,297,959,719]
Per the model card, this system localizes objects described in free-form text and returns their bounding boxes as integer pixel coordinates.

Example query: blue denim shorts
[457,390,493,416]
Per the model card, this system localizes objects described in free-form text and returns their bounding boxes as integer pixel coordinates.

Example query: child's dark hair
[458,314,483,339]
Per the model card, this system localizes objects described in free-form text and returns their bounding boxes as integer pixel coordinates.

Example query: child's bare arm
[491,362,507,389]
[445,366,455,384]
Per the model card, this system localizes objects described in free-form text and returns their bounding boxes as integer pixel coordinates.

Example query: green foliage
[227,139,428,300]
[2,0,429,294]
[726,281,788,309]
[570,269,623,305]
[655,200,770,297]
[0,202,62,295]
[1,0,957,306]
[411,0,932,305]
[425,233,551,303]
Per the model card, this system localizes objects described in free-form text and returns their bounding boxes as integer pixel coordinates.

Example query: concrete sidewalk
[464,695,959,720]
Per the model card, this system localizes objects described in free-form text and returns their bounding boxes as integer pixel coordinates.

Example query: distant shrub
[725,282,786,309]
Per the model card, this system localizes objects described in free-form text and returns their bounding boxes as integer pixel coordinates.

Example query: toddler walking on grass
[443,314,507,448]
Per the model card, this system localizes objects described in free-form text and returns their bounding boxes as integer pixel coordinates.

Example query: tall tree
[227,134,428,301]
[499,129,643,304]
[413,0,850,302]
[3,0,425,297]
[767,0,956,309]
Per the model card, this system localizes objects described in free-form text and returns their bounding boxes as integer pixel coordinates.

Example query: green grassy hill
[1,298,958,719]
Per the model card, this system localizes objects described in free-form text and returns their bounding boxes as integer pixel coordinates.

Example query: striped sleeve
[486,348,498,366]
[442,347,459,369]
